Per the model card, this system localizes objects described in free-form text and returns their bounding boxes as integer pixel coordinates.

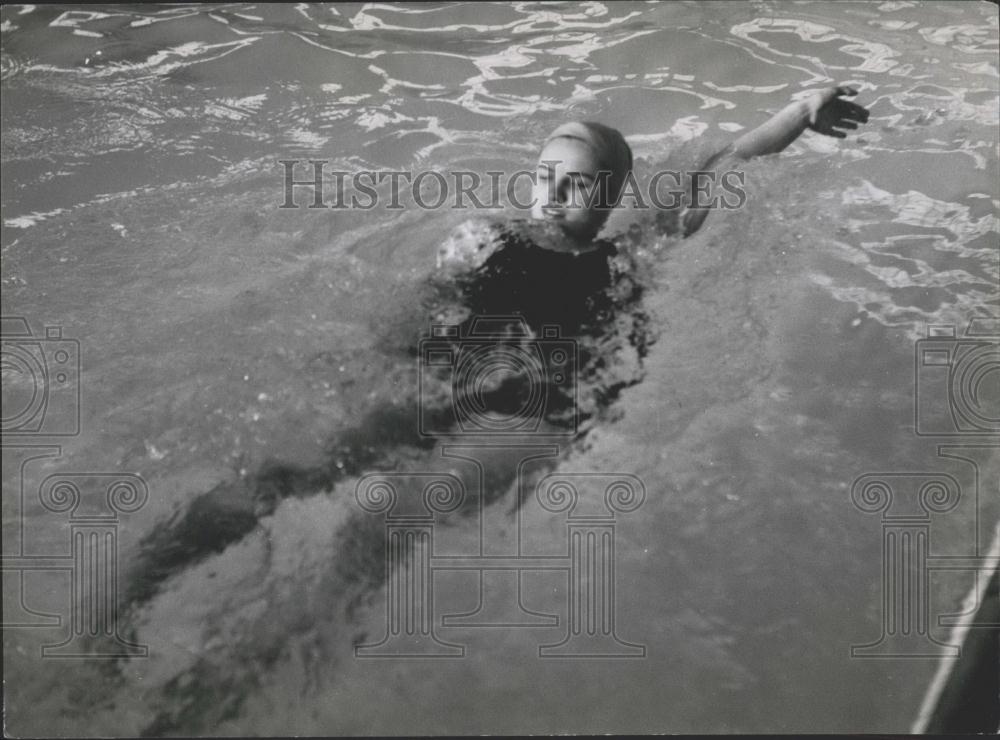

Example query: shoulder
[594,235,635,272]
[436,217,505,272]
[597,236,646,301]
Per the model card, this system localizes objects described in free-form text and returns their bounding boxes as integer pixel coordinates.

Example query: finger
[842,103,870,122]
[836,85,859,97]
[830,102,869,124]
[830,129,847,138]
[837,120,859,130]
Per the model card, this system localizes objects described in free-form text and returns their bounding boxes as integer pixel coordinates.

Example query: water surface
[2,1,998,735]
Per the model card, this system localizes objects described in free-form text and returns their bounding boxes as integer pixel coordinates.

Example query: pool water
[2,2,998,735]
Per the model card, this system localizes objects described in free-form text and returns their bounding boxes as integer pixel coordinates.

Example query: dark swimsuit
[423,218,653,434]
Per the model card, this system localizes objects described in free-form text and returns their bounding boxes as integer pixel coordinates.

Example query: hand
[805,85,870,138]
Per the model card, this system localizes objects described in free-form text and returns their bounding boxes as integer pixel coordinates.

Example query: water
[2,1,998,735]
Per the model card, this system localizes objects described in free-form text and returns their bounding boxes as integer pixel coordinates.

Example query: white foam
[4,208,69,229]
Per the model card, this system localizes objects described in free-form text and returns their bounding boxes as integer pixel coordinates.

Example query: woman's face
[531,137,611,242]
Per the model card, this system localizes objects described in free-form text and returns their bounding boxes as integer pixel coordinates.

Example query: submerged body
[129,215,654,605]
[128,85,870,608]
[427,216,652,434]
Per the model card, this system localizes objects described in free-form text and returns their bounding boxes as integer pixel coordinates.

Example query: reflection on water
[812,179,1000,337]
[2,1,998,736]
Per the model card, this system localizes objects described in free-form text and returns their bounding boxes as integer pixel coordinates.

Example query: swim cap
[544,121,633,207]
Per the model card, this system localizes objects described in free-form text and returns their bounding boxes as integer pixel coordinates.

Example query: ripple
[920,23,998,54]
[812,180,1000,339]
[204,93,268,122]
[4,2,999,736]
[0,51,27,80]
[3,207,69,229]
[730,17,900,74]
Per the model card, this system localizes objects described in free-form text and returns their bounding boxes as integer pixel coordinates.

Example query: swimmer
[128,88,869,611]
[438,84,870,268]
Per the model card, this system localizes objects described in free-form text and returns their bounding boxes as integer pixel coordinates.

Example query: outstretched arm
[731,85,870,158]
[682,85,870,235]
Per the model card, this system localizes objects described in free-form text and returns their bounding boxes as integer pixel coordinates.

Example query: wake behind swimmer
[126,84,871,611]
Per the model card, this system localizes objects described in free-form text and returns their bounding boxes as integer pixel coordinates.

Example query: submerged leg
[125,401,441,607]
